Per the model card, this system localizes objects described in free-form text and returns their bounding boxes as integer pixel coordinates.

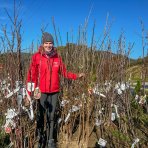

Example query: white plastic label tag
[131,138,139,148]
[6,109,17,119]
[111,112,116,121]
[98,138,107,147]
[27,82,35,92]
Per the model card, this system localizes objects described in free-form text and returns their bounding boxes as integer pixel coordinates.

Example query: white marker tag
[70,105,80,112]
[60,100,69,107]
[95,119,102,126]
[27,82,35,92]
[111,113,116,121]
[131,138,139,148]
[58,118,62,124]
[5,87,20,98]
[64,113,71,122]
[98,138,107,147]
[6,109,17,119]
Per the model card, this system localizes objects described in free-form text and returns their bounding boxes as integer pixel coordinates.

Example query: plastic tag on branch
[115,83,119,90]
[104,81,111,92]
[4,119,11,127]
[24,135,28,147]
[1,80,6,85]
[5,87,20,98]
[95,119,102,126]
[10,119,16,128]
[30,103,34,120]
[15,81,23,87]
[6,109,18,119]
[120,83,126,91]
[60,100,69,107]
[4,118,12,128]
[111,113,116,121]
[58,118,62,124]
[64,112,71,122]
[131,138,139,148]
[18,87,26,98]
[4,118,16,128]
[99,108,105,114]
[1,82,10,91]
[15,81,22,88]
[6,86,11,93]
[69,105,81,113]
[27,82,35,92]
[117,88,122,95]
[135,95,139,101]
[64,105,81,123]
[1,83,11,95]
[1,80,7,88]
[115,83,122,95]
[22,87,26,98]
[98,138,107,147]
[28,102,34,120]
[92,84,106,98]
[115,82,130,95]
[93,89,106,98]
[17,94,23,106]
[114,104,120,118]
[139,95,146,105]
[22,104,34,120]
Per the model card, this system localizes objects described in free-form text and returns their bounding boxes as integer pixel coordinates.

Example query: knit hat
[42,32,54,44]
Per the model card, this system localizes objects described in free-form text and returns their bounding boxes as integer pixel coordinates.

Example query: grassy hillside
[127,65,148,81]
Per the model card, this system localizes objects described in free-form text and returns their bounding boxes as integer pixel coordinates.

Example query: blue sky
[0,0,148,59]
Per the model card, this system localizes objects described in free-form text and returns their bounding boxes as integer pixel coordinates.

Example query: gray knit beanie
[42,32,54,44]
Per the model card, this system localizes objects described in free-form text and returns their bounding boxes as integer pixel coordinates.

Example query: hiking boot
[48,139,56,148]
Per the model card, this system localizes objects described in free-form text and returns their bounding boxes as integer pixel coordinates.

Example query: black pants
[37,92,59,140]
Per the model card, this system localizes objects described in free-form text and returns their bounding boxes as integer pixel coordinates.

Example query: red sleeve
[26,54,38,89]
[59,57,78,80]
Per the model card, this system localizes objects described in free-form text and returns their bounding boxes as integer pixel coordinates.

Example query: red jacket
[27,47,78,93]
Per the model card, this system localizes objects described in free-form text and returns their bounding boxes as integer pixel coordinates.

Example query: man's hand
[78,73,85,78]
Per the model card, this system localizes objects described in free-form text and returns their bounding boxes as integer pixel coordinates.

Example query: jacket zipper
[48,58,53,92]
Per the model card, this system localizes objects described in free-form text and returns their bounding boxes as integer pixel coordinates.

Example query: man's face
[43,42,53,52]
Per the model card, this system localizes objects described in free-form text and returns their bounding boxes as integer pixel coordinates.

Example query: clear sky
[0,0,148,59]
